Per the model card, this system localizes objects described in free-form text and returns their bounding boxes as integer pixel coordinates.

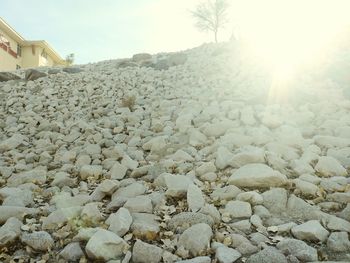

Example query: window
[41,49,47,59]
[16,65,21,70]
[17,44,22,57]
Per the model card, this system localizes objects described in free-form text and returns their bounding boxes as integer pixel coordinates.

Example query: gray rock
[228,164,287,188]
[168,212,214,233]
[187,184,205,212]
[168,53,187,66]
[276,238,318,262]
[42,206,82,230]
[291,220,329,242]
[339,203,350,221]
[0,133,26,152]
[131,213,159,239]
[132,53,152,62]
[132,239,162,263]
[224,200,252,219]
[215,246,241,263]
[59,242,84,261]
[315,156,347,177]
[262,188,288,214]
[0,206,37,224]
[327,231,350,252]
[0,217,22,246]
[110,162,128,180]
[176,257,211,263]
[124,196,153,213]
[246,246,287,263]
[85,229,129,261]
[21,231,54,251]
[80,165,103,179]
[0,72,20,82]
[63,67,83,73]
[230,233,258,255]
[211,185,242,201]
[108,207,133,237]
[25,69,47,81]
[178,223,213,256]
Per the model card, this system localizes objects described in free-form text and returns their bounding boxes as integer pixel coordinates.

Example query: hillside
[0,42,350,262]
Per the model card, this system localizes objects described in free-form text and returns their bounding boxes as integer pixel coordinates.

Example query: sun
[230,0,350,101]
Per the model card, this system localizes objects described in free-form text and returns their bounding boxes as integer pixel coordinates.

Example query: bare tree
[192,0,229,43]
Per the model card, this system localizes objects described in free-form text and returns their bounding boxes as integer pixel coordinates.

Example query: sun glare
[231,0,350,98]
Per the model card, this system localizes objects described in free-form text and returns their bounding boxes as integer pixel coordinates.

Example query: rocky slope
[0,42,350,262]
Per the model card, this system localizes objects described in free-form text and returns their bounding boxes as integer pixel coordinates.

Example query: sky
[1,0,227,64]
[2,0,350,65]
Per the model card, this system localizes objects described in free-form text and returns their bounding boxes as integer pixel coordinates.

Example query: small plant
[65,53,75,66]
[121,95,136,111]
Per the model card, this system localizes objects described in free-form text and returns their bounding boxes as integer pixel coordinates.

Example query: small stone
[108,207,133,237]
[80,165,103,180]
[59,242,84,261]
[246,246,287,263]
[228,164,287,188]
[111,162,128,180]
[215,245,241,263]
[85,229,129,261]
[276,238,318,262]
[131,213,159,240]
[327,232,350,252]
[21,231,54,251]
[291,220,329,242]
[224,201,252,219]
[124,196,153,213]
[178,223,213,256]
[0,217,22,246]
[187,184,205,212]
[168,212,214,233]
[176,257,211,263]
[132,239,163,263]
[315,156,347,177]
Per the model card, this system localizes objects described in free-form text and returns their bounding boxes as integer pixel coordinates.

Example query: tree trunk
[214,30,218,43]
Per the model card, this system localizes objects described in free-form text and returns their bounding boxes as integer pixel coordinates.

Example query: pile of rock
[0,42,349,262]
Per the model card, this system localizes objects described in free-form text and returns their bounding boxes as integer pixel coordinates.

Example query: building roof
[0,17,66,64]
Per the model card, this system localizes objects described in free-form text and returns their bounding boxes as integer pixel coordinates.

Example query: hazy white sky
[2,0,350,64]
[1,0,225,64]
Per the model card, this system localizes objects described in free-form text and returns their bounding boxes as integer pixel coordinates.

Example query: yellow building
[0,17,66,71]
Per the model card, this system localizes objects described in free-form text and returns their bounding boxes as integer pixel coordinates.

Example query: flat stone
[315,156,347,177]
[224,201,252,219]
[168,212,214,233]
[132,239,163,263]
[246,246,287,263]
[276,238,318,262]
[291,220,329,242]
[85,229,129,261]
[124,196,153,213]
[228,164,287,188]
[215,246,241,263]
[21,231,54,251]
